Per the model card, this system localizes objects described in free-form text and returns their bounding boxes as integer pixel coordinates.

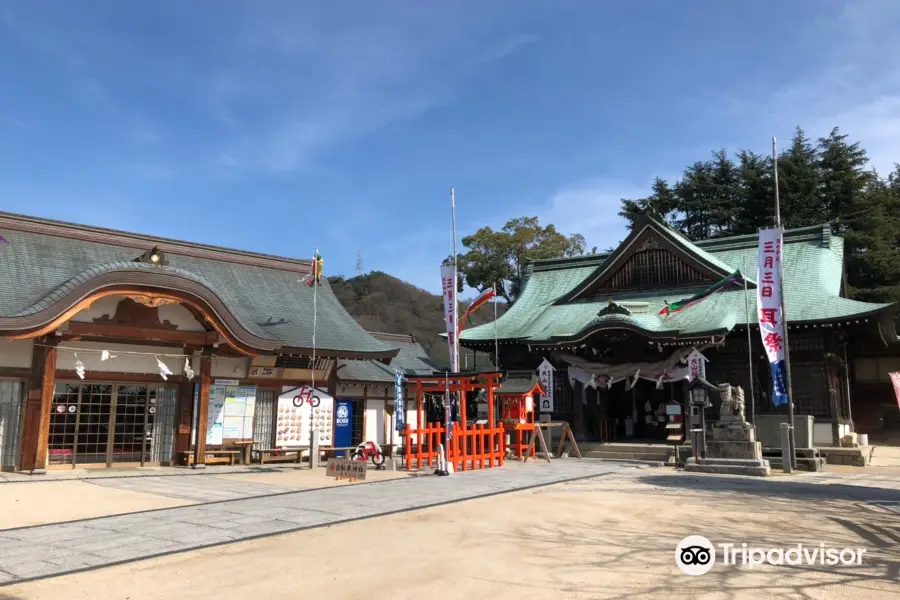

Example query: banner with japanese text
[394,369,405,432]
[440,265,459,372]
[757,228,788,407]
[889,372,900,412]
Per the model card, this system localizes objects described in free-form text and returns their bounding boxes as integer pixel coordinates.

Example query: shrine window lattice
[597,240,710,292]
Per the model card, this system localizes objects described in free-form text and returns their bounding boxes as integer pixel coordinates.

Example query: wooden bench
[323,447,357,460]
[255,448,303,464]
[177,450,241,466]
[205,450,241,465]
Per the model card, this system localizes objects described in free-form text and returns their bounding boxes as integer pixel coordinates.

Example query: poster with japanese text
[275,385,334,448]
[206,385,226,445]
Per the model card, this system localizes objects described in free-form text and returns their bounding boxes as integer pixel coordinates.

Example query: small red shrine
[496,370,545,459]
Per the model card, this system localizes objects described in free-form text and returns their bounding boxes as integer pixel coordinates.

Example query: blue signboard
[334,399,353,457]
[394,370,405,432]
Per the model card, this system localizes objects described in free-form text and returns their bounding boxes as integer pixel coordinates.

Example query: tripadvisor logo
[675,536,867,576]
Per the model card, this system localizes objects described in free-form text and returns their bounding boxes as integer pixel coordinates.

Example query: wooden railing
[403,422,505,471]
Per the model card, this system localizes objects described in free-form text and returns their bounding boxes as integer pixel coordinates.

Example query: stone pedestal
[683,384,770,476]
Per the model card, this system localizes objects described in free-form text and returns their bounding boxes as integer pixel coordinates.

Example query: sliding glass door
[48,382,177,468]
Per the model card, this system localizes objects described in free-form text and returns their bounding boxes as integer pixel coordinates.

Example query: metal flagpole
[451,189,460,373]
[493,282,499,369]
[447,188,459,474]
[743,273,756,423]
[310,248,319,469]
[773,137,797,470]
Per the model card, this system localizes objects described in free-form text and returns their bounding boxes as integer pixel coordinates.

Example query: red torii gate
[403,371,503,471]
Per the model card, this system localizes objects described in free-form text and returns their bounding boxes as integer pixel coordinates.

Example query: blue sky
[2,1,899,295]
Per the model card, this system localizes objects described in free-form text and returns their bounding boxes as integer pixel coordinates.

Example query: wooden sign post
[326,458,367,482]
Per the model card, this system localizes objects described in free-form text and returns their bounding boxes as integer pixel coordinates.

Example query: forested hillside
[329,272,506,369]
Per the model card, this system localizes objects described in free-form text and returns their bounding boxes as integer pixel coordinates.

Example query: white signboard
[757,228,789,407]
[276,385,334,448]
[537,358,555,413]
[440,264,459,372]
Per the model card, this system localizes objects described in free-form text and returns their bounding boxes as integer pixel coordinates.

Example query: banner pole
[743,273,756,424]
[773,137,797,469]
[493,282,500,369]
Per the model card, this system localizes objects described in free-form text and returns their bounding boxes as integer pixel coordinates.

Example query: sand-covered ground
[4,468,897,600]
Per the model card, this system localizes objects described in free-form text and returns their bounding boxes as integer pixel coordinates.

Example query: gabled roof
[459,219,894,346]
[337,332,439,384]
[496,370,544,396]
[0,211,398,359]
[558,216,750,303]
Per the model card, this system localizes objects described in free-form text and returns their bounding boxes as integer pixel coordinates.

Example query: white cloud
[194,5,537,172]
[538,180,647,252]
[2,3,537,175]
[725,0,900,175]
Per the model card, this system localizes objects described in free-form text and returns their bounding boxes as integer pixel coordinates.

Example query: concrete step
[768,456,827,472]
[576,443,673,462]
[686,457,771,467]
[583,450,672,462]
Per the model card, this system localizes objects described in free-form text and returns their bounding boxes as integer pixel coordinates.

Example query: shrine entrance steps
[578,442,673,464]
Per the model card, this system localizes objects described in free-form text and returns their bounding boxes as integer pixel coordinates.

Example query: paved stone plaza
[0,460,624,585]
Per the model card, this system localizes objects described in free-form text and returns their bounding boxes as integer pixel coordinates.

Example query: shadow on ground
[466,473,900,599]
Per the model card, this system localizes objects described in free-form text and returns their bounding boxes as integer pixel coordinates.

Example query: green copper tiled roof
[338,333,439,383]
[0,215,396,356]
[460,220,893,344]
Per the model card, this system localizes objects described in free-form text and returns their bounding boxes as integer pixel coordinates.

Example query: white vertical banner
[686,348,707,382]
[440,264,459,372]
[537,358,555,413]
[757,228,788,407]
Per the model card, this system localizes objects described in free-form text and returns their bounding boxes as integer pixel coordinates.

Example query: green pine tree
[733,150,775,233]
[618,177,678,228]
[778,127,822,228]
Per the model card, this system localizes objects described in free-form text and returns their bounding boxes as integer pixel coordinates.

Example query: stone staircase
[578,442,672,463]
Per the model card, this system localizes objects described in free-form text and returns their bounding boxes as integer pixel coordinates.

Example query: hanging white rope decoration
[33,343,195,359]
[35,344,197,381]
[155,357,173,381]
[74,353,85,380]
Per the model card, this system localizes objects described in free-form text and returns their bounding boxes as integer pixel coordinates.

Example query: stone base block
[711,423,757,442]
[684,457,771,477]
[706,440,763,460]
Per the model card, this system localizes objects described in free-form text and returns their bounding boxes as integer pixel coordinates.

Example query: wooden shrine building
[0,211,402,472]
[333,332,439,450]
[459,216,900,447]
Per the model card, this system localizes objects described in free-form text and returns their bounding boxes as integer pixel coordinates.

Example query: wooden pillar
[825,333,842,445]
[487,375,496,428]
[460,378,468,430]
[192,348,213,468]
[362,385,368,444]
[573,381,585,441]
[416,383,422,430]
[326,359,338,398]
[174,377,194,465]
[19,337,58,473]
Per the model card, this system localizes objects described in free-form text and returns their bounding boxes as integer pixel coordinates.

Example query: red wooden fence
[403,422,505,471]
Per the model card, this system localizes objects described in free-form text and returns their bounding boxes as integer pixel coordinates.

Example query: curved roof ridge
[13,261,215,316]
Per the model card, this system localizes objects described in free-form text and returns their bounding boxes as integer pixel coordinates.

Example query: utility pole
[356,250,364,276]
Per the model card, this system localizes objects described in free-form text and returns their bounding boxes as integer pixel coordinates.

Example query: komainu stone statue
[685,381,769,475]
[717,383,746,424]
